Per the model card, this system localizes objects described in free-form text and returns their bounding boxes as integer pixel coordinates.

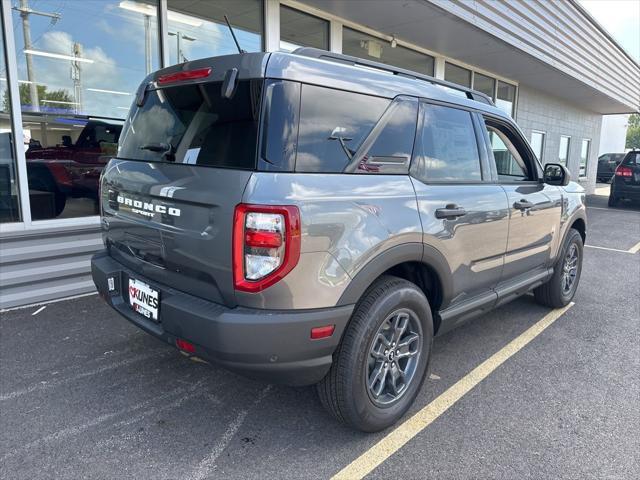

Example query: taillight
[233,204,301,292]
[157,67,211,85]
[615,165,633,177]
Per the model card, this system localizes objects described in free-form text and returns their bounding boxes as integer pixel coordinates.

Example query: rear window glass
[295,85,390,173]
[118,80,262,169]
[622,152,640,165]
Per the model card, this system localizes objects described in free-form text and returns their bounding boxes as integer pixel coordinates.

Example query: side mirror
[543,163,570,186]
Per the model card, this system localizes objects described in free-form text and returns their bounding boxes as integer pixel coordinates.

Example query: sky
[578,0,640,61]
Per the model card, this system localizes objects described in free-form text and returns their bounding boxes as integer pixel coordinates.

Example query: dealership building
[0,0,638,309]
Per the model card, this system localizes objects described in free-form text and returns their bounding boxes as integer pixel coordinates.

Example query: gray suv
[91,49,586,432]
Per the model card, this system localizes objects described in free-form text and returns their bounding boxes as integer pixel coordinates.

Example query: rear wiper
[140,143,175,162]
[328,127,355,161]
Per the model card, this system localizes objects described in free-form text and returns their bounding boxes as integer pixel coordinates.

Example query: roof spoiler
[292,47,495,106]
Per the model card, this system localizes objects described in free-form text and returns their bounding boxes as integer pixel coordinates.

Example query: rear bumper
[612,179,640,200]
[91,251,353,386]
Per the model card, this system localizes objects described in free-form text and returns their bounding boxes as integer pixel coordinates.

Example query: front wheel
[317,276,433,432]
[534,228,583,308]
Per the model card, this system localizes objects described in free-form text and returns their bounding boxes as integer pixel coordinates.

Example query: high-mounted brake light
[615,165,633,177]
[233,204,301,293]
[157,67,212,85]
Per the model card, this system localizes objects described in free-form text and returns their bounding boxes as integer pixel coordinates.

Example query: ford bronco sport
[92,48,586,432]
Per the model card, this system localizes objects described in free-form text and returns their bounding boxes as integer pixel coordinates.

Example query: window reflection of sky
[11,1,261,119]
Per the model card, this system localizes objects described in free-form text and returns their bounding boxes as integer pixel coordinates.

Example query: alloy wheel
[366,308,423,407]
[561,243,579,295]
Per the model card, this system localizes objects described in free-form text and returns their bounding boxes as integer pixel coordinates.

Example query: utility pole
[143,14,152,74]
[13,0,61,111]
[71,43,83,114]
[169,31,196,63]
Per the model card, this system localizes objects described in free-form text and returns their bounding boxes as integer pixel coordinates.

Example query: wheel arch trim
[336,243,453,308]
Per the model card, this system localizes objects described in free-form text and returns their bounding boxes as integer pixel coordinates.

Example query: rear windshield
[622,152,640,166]
[118,80,262,169]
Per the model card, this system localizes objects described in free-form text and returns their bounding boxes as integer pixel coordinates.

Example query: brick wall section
[515,85,602,194]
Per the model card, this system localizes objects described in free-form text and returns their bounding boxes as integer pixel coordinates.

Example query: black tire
[534,228,583,308]
[608,193,618,207]
[317,275,433,432]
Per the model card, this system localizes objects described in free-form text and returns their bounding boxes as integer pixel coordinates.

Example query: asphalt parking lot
[1,186,639,480]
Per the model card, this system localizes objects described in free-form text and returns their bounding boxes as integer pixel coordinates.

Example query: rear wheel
[608,192,618,207]
[317,275,433,432]
[534,228,583,308]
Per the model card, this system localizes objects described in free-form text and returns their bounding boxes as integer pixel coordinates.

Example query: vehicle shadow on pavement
[0,292,561,480]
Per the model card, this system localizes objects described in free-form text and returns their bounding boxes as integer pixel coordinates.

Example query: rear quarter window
[295,85,390,173]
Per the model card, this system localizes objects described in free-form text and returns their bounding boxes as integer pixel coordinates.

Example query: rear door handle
[513,199,535,210]
[435,204,467,219]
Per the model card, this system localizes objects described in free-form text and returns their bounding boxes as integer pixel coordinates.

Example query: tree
[627,113,640,149]
[3,84,74,111]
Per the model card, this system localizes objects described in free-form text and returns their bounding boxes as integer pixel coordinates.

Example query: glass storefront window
[1,22,21,223]
[530,131,545,163]
[558,135,571,165]
[444,62,471,88]
[342,28,434,76]
[280,6,329,52]
[166,0,262,65]
[580,138,591,177]
[496,80,516,116]
[473,72,495,99]
[11,0,160,220]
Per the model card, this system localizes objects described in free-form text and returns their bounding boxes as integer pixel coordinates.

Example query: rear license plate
[128,278,159,321]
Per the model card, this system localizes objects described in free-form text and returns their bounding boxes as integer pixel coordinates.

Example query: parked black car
[597,153,625,182]
[609,150,640,206]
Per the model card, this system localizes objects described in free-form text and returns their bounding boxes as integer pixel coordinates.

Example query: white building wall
[516,85,602,194]
[599,115,630,155]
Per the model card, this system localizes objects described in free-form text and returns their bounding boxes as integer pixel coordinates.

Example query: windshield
[118,79,262,169]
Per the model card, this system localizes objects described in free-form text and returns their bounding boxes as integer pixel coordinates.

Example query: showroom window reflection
[342,28,434,76]
[279,5,329,51]
[1,23,21,223]
[445,62,517,117]
[11,0,160,221]
[166,0,263,65]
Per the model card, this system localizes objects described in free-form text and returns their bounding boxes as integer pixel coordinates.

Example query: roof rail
[292,47,495,106]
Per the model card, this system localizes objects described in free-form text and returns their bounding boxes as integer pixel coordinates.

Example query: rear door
[102,77,264,306]
[411,101,509,308]
[479,115,562,282]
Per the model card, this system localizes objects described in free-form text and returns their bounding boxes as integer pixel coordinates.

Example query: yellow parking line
[331,302,575,480]
[628,241,640,254]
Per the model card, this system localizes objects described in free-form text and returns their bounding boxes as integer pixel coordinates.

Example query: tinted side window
[411,103,481,182]
[296,85,389,173]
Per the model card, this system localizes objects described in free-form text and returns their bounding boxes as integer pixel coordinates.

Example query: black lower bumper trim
[91,251,353,386]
